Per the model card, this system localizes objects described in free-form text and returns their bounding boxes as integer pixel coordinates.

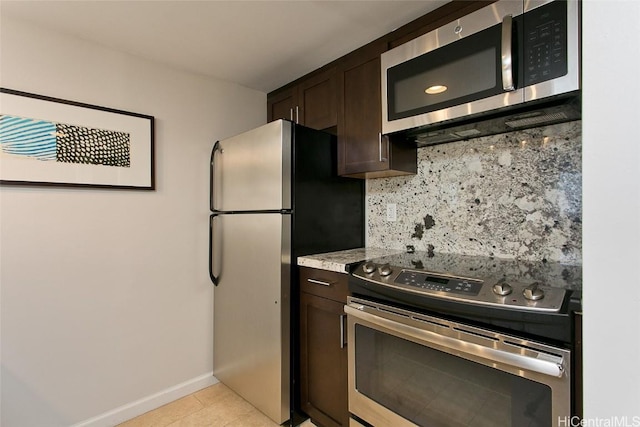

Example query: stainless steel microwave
[382,0,581,146]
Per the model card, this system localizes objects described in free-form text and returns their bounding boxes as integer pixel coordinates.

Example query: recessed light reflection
[425,85,447,95]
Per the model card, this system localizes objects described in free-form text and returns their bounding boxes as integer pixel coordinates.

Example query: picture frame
[0,88,154,190]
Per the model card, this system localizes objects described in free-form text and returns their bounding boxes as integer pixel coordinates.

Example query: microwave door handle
[501,14,515,91]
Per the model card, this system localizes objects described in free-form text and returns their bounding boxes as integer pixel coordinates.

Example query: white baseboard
[71,372,219,427]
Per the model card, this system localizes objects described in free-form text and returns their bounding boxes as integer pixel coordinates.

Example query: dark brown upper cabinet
[336,42,416,178]
[267,67,337,132]
[267,87,296,124]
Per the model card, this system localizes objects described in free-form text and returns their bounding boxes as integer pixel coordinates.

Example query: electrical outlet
[386,203,397,222]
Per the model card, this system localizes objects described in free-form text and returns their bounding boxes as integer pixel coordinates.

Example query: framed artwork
[0,88,154,189]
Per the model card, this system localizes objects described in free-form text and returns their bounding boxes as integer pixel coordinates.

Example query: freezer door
[211,212,291,424]
[211,120,292,212]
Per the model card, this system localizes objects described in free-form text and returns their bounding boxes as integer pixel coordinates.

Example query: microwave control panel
[523,1,568,86]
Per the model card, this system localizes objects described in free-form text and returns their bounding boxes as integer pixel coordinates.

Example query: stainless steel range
[346,251,582,427]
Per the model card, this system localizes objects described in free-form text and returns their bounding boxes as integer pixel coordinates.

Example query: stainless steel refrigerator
[208,119,363,424]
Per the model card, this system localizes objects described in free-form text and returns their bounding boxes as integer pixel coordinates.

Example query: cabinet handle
[340,314,347,349]
[378,133,388,162]
[307,278,333,287]
[290,108,294,121]
[295,106,299,124]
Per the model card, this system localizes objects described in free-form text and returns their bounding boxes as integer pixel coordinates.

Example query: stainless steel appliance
[382,0,581,146]
[209,120,364,424]
[346,251,582,427]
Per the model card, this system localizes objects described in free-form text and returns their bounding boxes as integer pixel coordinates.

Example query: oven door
[345,297,571,427]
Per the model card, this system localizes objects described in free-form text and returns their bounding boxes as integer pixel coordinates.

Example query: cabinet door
[268,87,296,123]
[338,49,384,176]
[337,43,416,178]
[298,68,337,131]
[268,68,337,131]
[300,292,348,427]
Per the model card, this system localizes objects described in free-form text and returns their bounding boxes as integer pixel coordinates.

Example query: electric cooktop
[349,250,582,313]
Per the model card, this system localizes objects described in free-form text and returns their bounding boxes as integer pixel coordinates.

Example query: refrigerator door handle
[209,213,220,286]
[210,141,222,212]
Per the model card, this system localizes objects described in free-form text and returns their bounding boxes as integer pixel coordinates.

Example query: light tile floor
[117,383,315,427]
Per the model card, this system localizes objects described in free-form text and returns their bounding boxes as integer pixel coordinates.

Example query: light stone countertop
[297,247,404,274]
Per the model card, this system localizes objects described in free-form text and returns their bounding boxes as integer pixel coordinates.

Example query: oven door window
[387,23,509,122]
[355,324,552,426]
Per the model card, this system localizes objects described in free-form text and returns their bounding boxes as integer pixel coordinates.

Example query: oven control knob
[492,282,513,296]
[362,262,376,274]
[378,264,393,277]
[523,282,545,301]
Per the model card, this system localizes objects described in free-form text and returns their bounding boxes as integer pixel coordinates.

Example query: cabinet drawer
[300,267,348,303]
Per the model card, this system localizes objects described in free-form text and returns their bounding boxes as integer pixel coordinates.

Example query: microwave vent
[416,131,459,144]
[453,129,482,138]
[505,112,569,129]
[402,93,581,148]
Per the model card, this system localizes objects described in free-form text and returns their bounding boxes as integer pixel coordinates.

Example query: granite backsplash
[366,121,582,264]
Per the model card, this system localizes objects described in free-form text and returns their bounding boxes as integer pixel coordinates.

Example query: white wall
[0,18,265,426]
[583,0,640,421]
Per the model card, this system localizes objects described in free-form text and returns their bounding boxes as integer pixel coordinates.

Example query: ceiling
[0,0,449,93]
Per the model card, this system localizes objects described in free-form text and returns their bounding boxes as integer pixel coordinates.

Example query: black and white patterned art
[56,123,130,167]
[0,88,153,189]
[0,115,131,167]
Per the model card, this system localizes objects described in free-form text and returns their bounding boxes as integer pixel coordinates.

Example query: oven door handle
[345,304,565,378]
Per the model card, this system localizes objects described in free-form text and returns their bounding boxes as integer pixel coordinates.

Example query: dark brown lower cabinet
[299,268,349,427]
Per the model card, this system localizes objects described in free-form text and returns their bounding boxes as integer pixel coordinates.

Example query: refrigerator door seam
[211,209,292,215]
